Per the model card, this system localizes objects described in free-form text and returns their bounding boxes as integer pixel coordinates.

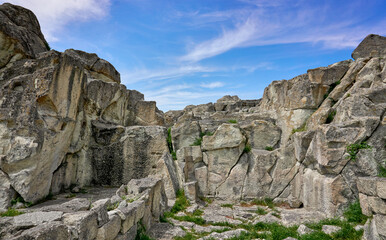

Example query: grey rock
[10,222,69,240]
[297,224,314,235]
[322,225,342,235]
[13,211,63,228]
[352,34,386,60]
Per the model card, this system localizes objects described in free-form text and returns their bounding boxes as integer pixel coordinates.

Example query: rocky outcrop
[167,34,386,217]
[0,177,167,240]
[0,3,175,210]
[0,3,48,68]
[352,34,386,60]
[358,177,386,240]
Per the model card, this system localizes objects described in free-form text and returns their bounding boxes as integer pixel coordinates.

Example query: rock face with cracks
[0,3,172,209]
[0,3,386,239]
[168,34,386,217]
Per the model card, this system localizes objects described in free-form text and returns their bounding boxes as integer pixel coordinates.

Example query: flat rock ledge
[0,177,167,240]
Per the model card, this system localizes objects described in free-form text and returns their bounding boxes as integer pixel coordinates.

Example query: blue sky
[3,0,386,111]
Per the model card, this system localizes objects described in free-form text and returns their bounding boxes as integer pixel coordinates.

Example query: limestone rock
[352,34,386,60]
[297,224,314,235]
[10,222,70,240]
[0,3,48,68]
[322,225,341,235]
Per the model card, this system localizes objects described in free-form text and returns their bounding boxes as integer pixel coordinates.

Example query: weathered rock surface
[1,177,167,240]
[0,3,175,209]
[166,33,386,218]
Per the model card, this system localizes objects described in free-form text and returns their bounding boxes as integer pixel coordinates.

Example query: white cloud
[7,0,111,41]
[200,81,224,89]
[179,3,386,63]
[121,65,217,84]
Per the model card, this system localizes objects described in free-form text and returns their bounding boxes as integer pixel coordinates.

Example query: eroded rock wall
[0,3,174,210]
[167,34,386,217]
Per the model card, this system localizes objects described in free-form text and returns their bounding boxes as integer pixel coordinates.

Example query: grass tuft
[256,207,267,215]
[346,142,372,161]
[343,200,368,225]
[221,203,234,209]
[228,119,237,124]
[243,144,251,153]
[265,146,274,151]
[0,208,24,217]
[292,123,307,134]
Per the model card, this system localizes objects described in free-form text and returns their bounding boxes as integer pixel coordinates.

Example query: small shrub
[228,119,237,124]
[221,203,234,209]
[346,142,372,161]
[265,146,273,151]
[256,207,267,215]
[243,144,251,153]
[326,110,336,124]
[0,208,24,217]
[343,200,368,224]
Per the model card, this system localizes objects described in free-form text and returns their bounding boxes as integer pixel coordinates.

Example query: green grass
[378,163,386,177]
[170,189,190,213]
[265,146,274,151]
[243,144,251,153]
[192,209,203,216]
[292,123,307,134]
[199,196,213,204]
[228,119,238,124]
[252,197,275,209]
[346,142,372,161]
[326,110,336,124]
[0,208,24,217]
[171,151,177,160]
[343,200,368,225]
[200,131,214,138]
[221,203,234,209]
[173,215,206,225]
[256,207,268,215]
[191,137,202,146]
[135,222,153,240]
[107,202,119,211]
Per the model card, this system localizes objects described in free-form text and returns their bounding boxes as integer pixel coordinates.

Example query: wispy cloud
[7,0,111,41]
[179,2,386,62]
[200,81,225,89]
[121,65,217,84]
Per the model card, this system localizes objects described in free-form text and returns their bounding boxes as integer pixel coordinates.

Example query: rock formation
[168,36,386,217]
[0,3,172,210]
[0,2,386,240]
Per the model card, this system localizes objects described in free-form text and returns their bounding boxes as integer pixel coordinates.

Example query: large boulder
[202,124,246,196]
[352,34,386,60]
[0,3,48,68]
